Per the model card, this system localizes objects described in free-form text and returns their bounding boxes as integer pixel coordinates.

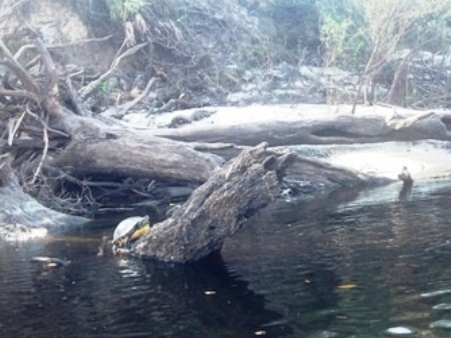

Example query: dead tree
[0,37,223,214]
[0,36,366,236]
[133,143,296,263]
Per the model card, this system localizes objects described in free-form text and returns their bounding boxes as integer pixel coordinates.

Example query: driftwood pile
[2,36,450,262]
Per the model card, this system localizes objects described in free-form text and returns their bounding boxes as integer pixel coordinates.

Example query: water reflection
[223,181,451,337]
[0,236,292,337]
[2,181,451,337]
[398,180,413,201]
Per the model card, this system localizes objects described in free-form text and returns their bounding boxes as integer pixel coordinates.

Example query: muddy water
[1,181,451,337]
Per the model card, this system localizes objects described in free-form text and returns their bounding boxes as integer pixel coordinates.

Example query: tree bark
[47,131,223,183]
[154,108,451,146]
[132,143,296,262]
[2,34,449,263]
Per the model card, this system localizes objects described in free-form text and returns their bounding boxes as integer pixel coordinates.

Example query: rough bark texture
[153,106,451,146]
[132,143,296,263]
[287,155,370,186]
[48,132,223,183]
[2,31,449,266]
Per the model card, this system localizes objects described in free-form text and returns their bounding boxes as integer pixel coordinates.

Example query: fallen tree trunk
[152,105,451,146]
[47,132,223,183]
[0,37,225,215]
[1,37,369,236]
[133,143,296,263]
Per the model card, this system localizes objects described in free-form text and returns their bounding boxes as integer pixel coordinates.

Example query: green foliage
[317,0,368,69]
[318,0,451,70]
[269,0,320,54]
[404,12,450,54]
[320,15,350,64]
[237,0,321,64]
[4,38,23,54]
[96,80,112,98]
[105,0,146,20]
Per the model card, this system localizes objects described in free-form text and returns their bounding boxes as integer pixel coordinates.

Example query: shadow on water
[0,234,295,337]
[398,180,413,201]
[3,180,451,337]
[220,180,451,337]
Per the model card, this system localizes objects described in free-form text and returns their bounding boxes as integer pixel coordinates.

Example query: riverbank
[124,103,451,182]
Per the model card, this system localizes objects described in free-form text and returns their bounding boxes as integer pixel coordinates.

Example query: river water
[1,180,451,337]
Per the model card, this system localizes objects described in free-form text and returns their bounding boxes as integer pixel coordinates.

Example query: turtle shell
[113,215,149,242]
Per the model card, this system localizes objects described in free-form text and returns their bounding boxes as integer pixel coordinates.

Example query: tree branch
[0,56,40,95]
[102,77,158,118]
[0,86,40,103]
[33,38,58,96]
[79,42,149,99]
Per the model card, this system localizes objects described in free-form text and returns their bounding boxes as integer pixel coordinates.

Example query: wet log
[133,143,296,263]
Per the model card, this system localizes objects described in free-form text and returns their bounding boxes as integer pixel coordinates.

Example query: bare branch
[33,38,58,96]
[23,106,49,184]
[30,125,48,184]
[13,35,114,62]
[0,86,40,102]
[13,44,35,61]
[79,42,149,99]
[65,75,88,116]
[48,35,114,49]
[7,110,26,146]
[102,77,158,118]
[0,54,40,94]
[0,0,28,22]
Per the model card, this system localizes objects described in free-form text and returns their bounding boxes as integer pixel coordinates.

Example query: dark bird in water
[398,166,413,201]
[398,166,413,183]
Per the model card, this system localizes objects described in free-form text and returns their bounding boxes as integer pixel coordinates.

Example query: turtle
[112,215,152,254]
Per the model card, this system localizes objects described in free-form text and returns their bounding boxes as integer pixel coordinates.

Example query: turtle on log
[112,215,152,254]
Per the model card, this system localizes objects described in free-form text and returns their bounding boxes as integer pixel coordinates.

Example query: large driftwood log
[132,143,296,263]
[1,37,368,241]
[191,143,370,187]
[3,37,450,188]
[152,105,451,146]
[1,38,223,184]
[47,131,222,183]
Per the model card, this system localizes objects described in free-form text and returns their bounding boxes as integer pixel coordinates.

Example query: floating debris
[430,319,451,329]
[31,256,70,268]
[204,290,216,296]
[338,284,358,290]
[433,303,451,311]
[385,327,415,335]
[420,289,451,298]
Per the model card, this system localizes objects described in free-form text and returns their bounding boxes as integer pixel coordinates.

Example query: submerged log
[133,143,296,263]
